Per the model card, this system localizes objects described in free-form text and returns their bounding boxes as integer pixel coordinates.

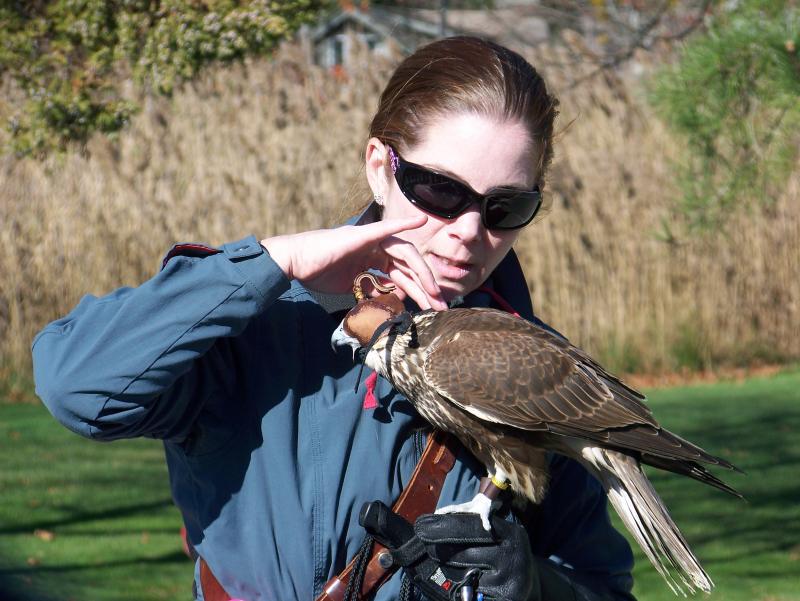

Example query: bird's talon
[436,493,493,531]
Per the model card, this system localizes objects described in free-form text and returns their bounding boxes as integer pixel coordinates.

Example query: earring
[373,193,384,206]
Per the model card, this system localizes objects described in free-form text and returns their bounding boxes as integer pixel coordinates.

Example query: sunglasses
[387,146,542,231]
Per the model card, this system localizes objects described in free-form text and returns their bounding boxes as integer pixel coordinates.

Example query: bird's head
[331,292,416,376]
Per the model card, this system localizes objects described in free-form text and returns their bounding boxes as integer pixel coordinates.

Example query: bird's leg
[435,468,510,531]
[435,493,493,530]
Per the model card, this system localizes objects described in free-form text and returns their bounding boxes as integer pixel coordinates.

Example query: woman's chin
[437,279,476,303]
[427,259,483,303]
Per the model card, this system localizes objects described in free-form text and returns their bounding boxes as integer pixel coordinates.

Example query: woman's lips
[429,253,474,280]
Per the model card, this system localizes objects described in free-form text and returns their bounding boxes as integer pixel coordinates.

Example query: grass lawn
[1,370,799,601]
[621,369,800,601]
[0,404,188,601]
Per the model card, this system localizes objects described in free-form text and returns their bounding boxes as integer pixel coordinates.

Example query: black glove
[359,501,539,601]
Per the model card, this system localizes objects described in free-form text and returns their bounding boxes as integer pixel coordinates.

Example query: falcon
[331,290,741,596]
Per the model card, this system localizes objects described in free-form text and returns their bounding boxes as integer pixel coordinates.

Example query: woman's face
[367,112,538,301]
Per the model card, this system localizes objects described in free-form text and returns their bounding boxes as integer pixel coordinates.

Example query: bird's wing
[422,318,657,434]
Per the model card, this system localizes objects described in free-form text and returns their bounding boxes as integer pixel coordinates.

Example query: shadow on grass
[0,585,62,601]
[0,494,184,600]
[0,549,187,601]
[0,498,175,536]
[0,550,187,577]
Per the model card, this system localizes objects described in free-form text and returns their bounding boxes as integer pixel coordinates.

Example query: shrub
[0,0,327,156]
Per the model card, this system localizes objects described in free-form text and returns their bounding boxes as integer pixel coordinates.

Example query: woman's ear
[365,138,390,202]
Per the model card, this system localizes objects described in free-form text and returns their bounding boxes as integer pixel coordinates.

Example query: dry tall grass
[1,41,798,379]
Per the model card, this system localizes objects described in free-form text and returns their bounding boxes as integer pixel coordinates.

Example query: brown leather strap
[200,556,234,601]
[318,430,458,601]
[199,430,459,601]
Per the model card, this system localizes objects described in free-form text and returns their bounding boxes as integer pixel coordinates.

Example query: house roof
[310,5,549,52]
[310,6,449,53]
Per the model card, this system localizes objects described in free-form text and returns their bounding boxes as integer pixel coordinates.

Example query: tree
[649,0,800,230]
[0,0,327,156]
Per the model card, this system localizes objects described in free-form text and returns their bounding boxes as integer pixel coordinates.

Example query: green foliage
[0,0,327,156]
[649,0,800,231]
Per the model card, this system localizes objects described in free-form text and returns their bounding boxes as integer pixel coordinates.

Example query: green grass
[1,370,799,600]
[0,405,188,601]
[623,369,800,601]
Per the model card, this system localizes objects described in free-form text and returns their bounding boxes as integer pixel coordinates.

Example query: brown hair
[369,36,559,186]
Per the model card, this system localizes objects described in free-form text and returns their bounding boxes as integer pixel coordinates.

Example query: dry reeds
[1,40,798,381]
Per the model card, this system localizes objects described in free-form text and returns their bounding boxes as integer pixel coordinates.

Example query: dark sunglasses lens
[402,166,470,216]
[483,190,542,229]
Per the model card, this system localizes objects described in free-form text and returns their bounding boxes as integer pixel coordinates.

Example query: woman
[33,37,635,601]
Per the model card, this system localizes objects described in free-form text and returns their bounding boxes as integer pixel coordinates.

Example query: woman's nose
[447,204,483,243]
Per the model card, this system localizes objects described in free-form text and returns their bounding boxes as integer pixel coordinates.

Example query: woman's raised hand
[261,215,448,311]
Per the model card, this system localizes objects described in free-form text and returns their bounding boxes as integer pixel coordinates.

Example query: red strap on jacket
[161,243,220,270]
[362,372,379,409]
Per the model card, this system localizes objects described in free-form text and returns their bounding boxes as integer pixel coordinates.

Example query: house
[307,1,550,69]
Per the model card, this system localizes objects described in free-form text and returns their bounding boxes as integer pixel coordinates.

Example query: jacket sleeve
[31,236,291,442]
[528,454,637,601]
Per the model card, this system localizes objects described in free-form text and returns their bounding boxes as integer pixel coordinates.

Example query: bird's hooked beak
[331,319,361,358]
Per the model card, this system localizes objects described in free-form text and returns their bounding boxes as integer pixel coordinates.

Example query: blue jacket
[32,226,635,601]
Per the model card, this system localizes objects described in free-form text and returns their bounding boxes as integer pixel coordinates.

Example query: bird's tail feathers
[642,454,743,498]
[581,446,713,596]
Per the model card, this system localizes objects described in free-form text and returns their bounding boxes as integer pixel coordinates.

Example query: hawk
[332,292,741,595]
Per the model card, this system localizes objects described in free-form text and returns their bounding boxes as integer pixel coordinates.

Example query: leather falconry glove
[359,501,539,601]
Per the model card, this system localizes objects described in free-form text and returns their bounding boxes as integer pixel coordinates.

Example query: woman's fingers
[381,238,447,311]
[354,214,429,248]
[261,215,450,309]
[387,267,433,310]
[386,259,449,311]
[345,219,446,309]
